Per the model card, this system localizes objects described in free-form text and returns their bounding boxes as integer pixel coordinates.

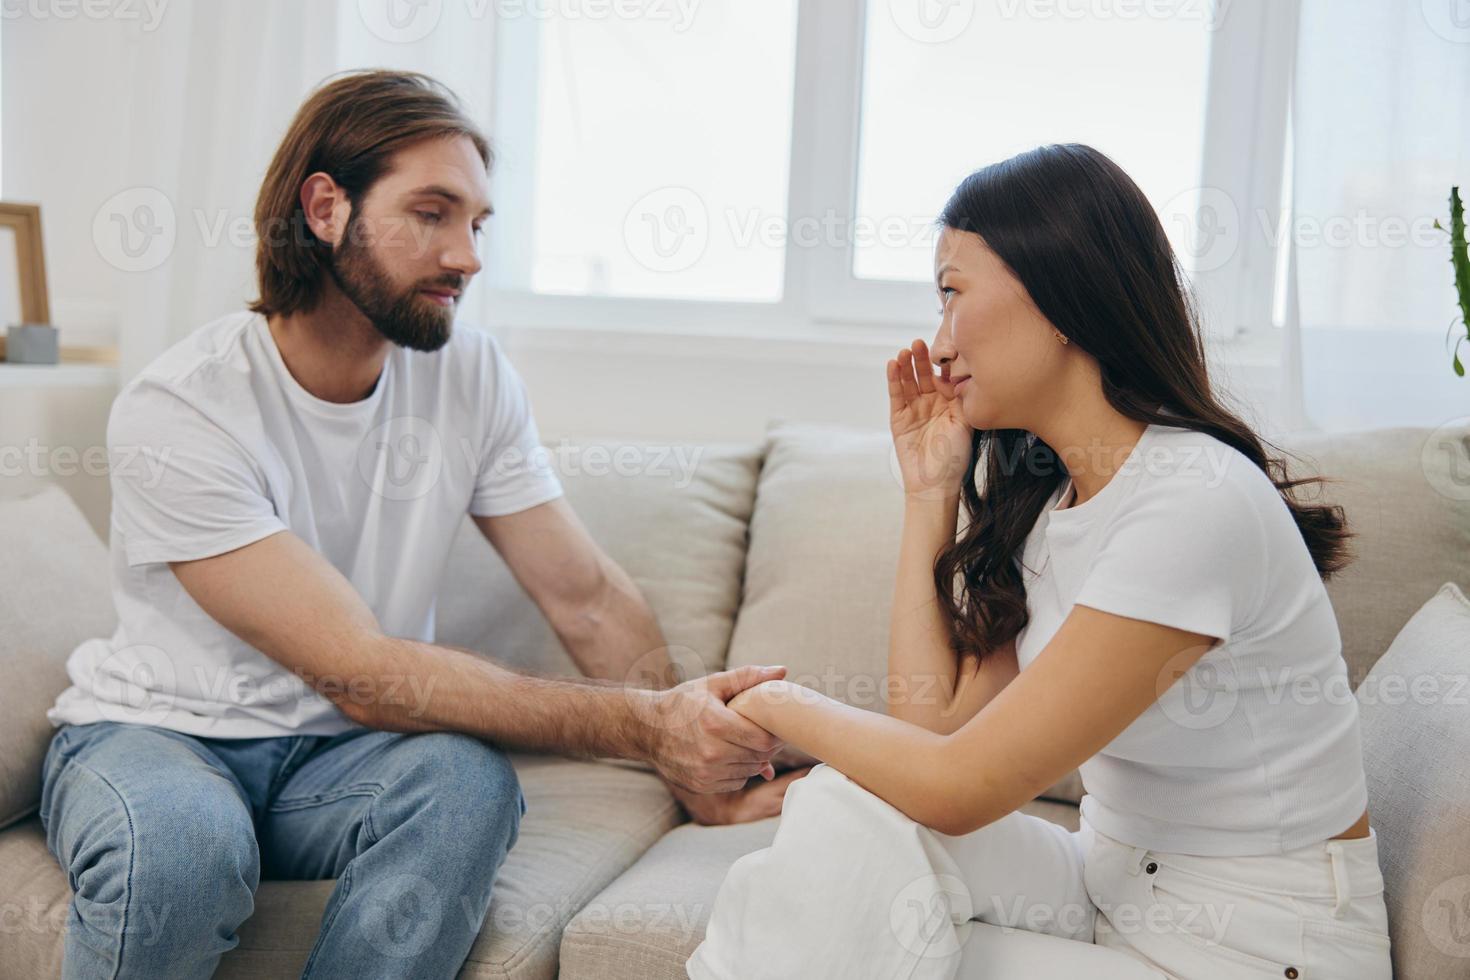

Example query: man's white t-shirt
[1014,422,1369,856]
[47,311,564,739]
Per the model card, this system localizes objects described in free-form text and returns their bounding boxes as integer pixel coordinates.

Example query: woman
[686,145,1392,979]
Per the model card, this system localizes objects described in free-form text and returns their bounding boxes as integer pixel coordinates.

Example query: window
[852,2,1210,283]
[489,2,798,302]
[487,0,1297,344]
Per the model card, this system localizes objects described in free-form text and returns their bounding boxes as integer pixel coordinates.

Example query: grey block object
[4,324,59,364]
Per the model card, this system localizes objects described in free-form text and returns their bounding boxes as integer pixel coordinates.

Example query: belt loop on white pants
[1124,845,1150,876]
[1325,841,1350,918]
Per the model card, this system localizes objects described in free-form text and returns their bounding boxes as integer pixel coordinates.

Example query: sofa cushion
[724,423,1081,805]
[1287,424,1470,685]
[435,441,760,682]
[0,753,682,980]
[1356,582,1470,979]
[724,423,903,708]
[0,485,116,831]
[556,797,1079,980]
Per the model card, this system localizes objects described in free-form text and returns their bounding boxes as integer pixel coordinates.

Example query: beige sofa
[2,422,1468,979]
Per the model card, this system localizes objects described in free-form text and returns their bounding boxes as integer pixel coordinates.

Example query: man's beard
[327,220,460,353]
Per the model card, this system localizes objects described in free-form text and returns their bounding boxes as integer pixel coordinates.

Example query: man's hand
[770,744,820,771]
[652,671,820,824]
[668,767,815,826]
[638,664,789,794]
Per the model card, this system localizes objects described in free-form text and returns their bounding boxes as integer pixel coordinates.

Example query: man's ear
[299,172,349,247]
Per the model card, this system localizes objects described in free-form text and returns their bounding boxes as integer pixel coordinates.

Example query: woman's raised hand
[887,339,973,500]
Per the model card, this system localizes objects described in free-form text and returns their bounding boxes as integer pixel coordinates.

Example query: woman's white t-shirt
[1014,422,1368,856]
[46,311,564,739]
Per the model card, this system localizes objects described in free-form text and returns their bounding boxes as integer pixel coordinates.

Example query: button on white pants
[687,764,1391,980]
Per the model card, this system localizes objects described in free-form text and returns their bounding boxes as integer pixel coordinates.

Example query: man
[39,70,810,980]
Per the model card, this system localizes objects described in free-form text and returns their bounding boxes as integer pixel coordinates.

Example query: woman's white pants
[686,764,1391,980]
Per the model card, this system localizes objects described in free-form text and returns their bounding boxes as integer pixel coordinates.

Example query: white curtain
[6,0,497,381]
[112,1,346,381]
[1286,0,1470,430]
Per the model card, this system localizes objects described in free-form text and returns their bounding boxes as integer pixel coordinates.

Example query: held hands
[666,765,812,826]
[644,666,817,825]
[642,664,789,794]
[888,339,973,500]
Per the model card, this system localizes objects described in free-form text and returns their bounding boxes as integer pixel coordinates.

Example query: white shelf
[0,363,119,389]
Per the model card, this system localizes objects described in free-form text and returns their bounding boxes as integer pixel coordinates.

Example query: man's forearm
[314,634,660,761]
[551,559,677,688]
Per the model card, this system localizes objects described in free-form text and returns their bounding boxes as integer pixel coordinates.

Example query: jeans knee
[378,734,524,854]
[133,804,259,923]
[66,797,258,953]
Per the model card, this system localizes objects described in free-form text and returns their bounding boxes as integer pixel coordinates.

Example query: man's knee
[376,734,524,852]
[61,782,258,955]
[128,799,256,910]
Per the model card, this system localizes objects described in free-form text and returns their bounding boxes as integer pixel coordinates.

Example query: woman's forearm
[728,680,989,835]
[887,494,969,730]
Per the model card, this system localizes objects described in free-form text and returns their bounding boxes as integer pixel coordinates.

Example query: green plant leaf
[1446,188,1470,378]
[1450,188,1470,333]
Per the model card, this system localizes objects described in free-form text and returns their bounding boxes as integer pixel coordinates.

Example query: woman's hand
[888,339,973,500]
[726,681,823,772]
[725,680,784,726]
[726,679,829,733]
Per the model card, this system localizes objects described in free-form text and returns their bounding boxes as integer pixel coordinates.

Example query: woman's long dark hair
[933,144,1351,663]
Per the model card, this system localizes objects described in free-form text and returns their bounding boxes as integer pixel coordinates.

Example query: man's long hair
[249,70,490,318]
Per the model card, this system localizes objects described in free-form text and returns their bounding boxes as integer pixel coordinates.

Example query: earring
[1055,332,1070,345]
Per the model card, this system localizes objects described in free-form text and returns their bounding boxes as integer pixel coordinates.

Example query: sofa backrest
[434,440,762,683]
[727,421,1470,692]
[724,424,901,710]
[0,441,762,831]
[1356,582,1470,977]
[1283,424,1470,685]
[6,422,1464,829]
[724,421,1470,805]
[0,486,117,831]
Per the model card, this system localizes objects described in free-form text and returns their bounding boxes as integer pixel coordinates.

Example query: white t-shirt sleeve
[108,381,287,567]
[468,339,564,517]
[1071,471,1270,646]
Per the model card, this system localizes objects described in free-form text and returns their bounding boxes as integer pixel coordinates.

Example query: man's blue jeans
[37,720,526,979]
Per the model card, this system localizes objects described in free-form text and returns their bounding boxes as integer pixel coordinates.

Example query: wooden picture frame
[0,202,52,360]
